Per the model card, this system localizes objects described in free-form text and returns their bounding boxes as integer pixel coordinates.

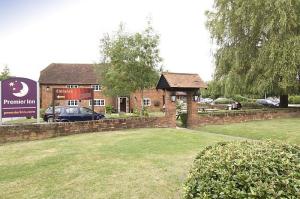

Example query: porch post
[186,91,198,128]
[164,90,176,127]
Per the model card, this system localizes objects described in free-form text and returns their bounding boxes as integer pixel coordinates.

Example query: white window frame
[91,84,101,91]
[143,98,151,107]
[68,100,78,106]
[67,85,79,88]
[89,99,105,106]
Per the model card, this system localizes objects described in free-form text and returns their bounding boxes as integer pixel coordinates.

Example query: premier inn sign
[0,77,39,119]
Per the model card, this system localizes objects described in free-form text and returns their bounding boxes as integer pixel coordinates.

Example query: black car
[43,106,105,122]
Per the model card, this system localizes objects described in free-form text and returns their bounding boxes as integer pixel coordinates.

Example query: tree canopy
[0,65,10,81]
[206,0,300,97]
[99,22,162,111]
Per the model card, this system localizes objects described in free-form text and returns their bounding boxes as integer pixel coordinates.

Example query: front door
[119,97,128,113]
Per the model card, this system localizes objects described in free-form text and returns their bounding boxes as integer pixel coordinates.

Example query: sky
[0,0,215,81]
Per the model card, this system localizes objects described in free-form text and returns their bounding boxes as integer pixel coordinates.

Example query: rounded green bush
[289,96,295,104]
[232,95,252,102]
[184,141,300,199]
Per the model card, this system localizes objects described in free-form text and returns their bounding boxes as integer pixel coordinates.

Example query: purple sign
[1,77,37,118]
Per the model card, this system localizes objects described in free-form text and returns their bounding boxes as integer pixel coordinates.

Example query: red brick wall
[129,89,164,112]
[186,92,199,128]
[0,116,175,143]
[1,109,299,143]
[187,109,300,128]
[40,85,164,113]
[40,84,114,113]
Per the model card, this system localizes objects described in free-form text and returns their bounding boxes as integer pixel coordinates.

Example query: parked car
[256,98,279,107]
[199,98,214,104]
[43,106,105,122]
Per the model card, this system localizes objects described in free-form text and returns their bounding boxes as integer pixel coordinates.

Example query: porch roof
[156,72,207,91]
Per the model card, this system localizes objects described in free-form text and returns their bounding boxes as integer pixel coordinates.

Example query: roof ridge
[50,63,94,65]
[162,72,199,75]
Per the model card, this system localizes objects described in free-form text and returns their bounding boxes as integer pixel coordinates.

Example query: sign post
[36,83,40,123]
[91,88,94,120]
[0,81,2,125]
[52,89,56,122]
[1,77,38,120]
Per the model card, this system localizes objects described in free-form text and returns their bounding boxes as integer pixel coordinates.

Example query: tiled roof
[157,72,207,89]
[39,63,103,84]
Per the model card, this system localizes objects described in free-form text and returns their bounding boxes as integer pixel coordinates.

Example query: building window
[89,99,105,106]
[68,100,78,106]
[143,98,151,106]
[67,85,79,88]
[91,84,101,91]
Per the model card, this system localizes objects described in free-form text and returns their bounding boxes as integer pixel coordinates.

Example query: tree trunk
[141,89,144,116]
[279,95,288,108]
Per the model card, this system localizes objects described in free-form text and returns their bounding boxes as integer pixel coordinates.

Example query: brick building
[39,63,207,114]
[39,63,165,113]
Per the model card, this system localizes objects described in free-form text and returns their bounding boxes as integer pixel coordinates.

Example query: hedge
[184,141,300,199]
[289,96,300,104]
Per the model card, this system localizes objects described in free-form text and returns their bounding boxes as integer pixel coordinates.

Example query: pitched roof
[156,72,207,90]
[39,63,103,84]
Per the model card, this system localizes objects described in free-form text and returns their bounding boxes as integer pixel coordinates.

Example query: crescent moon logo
[12,82,29,97]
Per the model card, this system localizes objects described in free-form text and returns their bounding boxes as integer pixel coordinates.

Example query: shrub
[105,105,113,114]
[184,141,300,199]
[142,107,149,117]
[289,96,295,104]
[232,95,251,102]
[180,113,188,127]
[294,96,300,104]
[289,95,300,104]
[133,107,140,116]
[241,102,264,109]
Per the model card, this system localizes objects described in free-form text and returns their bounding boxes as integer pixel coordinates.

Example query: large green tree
[206,0,300,107]
[99,22,162,112]
[0,65,10,81]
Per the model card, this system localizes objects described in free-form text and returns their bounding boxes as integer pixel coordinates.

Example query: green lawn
[1,117,299,198]
[3,118,43,124]
[199,117,300,144]
[0,128,240,199]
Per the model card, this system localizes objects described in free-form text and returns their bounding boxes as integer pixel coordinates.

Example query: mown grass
[1,117,299,198]
[199,117,300,144]
[3,118,43,124]
[0,128,241,199]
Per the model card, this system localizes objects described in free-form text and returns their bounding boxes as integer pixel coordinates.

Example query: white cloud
[0,0,214,81]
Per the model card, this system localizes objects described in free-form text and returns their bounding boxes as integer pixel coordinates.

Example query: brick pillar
[187,92,198,128]
[164,90,177,128]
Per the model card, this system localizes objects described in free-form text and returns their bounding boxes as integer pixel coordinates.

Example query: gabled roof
[39,63,104,84]
[156,72,207,90]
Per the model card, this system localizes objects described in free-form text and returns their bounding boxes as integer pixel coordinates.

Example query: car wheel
[47,117,54,123]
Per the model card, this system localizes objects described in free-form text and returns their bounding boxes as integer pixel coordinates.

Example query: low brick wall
[191,108,300,128]
[0,116,174,144]
[1,109,300,143]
